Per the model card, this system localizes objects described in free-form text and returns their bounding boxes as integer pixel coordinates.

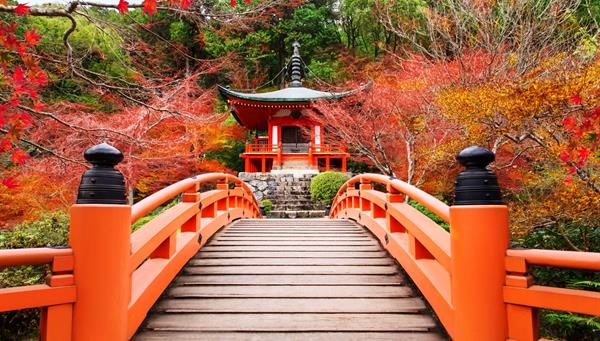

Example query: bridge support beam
[450,146,508,341]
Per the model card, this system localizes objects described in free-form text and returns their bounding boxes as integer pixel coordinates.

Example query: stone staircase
[239,172,325,219]
[270,174,325,219]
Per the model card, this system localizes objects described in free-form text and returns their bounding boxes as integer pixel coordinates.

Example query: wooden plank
[199,246,382,252]
[183,265,398,275]
[209,241,378,246]
[136,331,445,341]
[175,274,404,286]
[224,229,362,232]
[194,251,388,258]
[154,298,426,313]
[168,285,414,298]
[188,257,393,266]
[221,230,372,238]
[217,236,371,240]
[144,313,435,332]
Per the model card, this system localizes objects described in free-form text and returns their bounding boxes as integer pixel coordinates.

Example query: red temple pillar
[342,157,347,172]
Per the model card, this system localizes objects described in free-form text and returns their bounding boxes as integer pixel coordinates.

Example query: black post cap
[454,146,502,205]
[76,143,127,204]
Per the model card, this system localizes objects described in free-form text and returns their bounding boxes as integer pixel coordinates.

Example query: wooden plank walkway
[135,219,446,340]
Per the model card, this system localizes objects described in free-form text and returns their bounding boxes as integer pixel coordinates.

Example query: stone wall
[238,172,279,202]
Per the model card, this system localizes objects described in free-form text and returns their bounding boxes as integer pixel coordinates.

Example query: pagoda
[219,42,367,174]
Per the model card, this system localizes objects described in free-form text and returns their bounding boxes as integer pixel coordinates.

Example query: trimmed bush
[261,199,273,216]
[310,172,349,204]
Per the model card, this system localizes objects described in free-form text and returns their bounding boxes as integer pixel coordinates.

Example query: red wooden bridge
[1,143,599,340]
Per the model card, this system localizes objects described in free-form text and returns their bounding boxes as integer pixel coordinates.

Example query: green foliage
[43,79,115,112]
[307,58,345,83]
[169,20,194,46]
[132,199,179,232]
[339,0,427,56]
[205,1,341,82]
[204,122,246,172]
[30,15,132,78]
[408,200,450,231]
[0,212,69,249]
[0,213,70,341]
[541,311,600,341]
[310,172,349,204]
[261,199,273,216]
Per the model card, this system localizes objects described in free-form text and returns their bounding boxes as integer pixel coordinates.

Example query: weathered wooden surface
[135,219,446,340]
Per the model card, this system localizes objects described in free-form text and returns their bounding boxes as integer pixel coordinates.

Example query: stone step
[271,210,327,219]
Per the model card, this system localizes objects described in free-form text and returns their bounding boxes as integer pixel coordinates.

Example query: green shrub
[0,212,70,340]
[261,199,273,216]
[408,200,450,231]
[310,172,349,204]
[131,199,179,232]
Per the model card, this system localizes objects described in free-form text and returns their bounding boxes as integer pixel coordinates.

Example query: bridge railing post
[450,146,508,341]
[70,143,131,341]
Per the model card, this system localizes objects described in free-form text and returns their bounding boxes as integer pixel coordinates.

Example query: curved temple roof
[218,41,371,129]
[217,82,371,103]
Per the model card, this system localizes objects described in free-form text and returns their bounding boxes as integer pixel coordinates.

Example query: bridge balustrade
[0,144,261,340]
[329,151,600,341]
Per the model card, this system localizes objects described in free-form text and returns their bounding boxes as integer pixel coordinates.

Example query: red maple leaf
[0,139,11,152]
[559,150,571,163]
[12,67,25,84]
[179,0,191,9]
[578,147,590,162]
[1,178,18,189]
[117,0,129,14]
[14,3,30,16]
[244,0,251,3]
[142,0,157,16]
[9,149,30,165]
[230,0,236,7]
[562,116,576,131]
[570,95,582,105]
[23,29,41,47]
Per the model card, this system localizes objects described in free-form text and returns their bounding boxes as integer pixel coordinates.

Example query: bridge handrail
[507,248,600,271]
[0,247,72,268]
[334,173,450,222]
[131,173,258,223]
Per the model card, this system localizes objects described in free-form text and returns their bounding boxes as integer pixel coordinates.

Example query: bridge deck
[135,219,446,340]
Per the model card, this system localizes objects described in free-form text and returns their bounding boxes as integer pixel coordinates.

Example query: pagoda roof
[218,41,371,130]
[217,83,370,103]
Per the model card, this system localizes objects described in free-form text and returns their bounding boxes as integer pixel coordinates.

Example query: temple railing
[0,143,261,341]
[330,148,600,341]
[245,143,280,153]
[310,143,347,154]
[244,143,347,154]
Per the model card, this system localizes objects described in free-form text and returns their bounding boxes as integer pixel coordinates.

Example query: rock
[257,181,268,191]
